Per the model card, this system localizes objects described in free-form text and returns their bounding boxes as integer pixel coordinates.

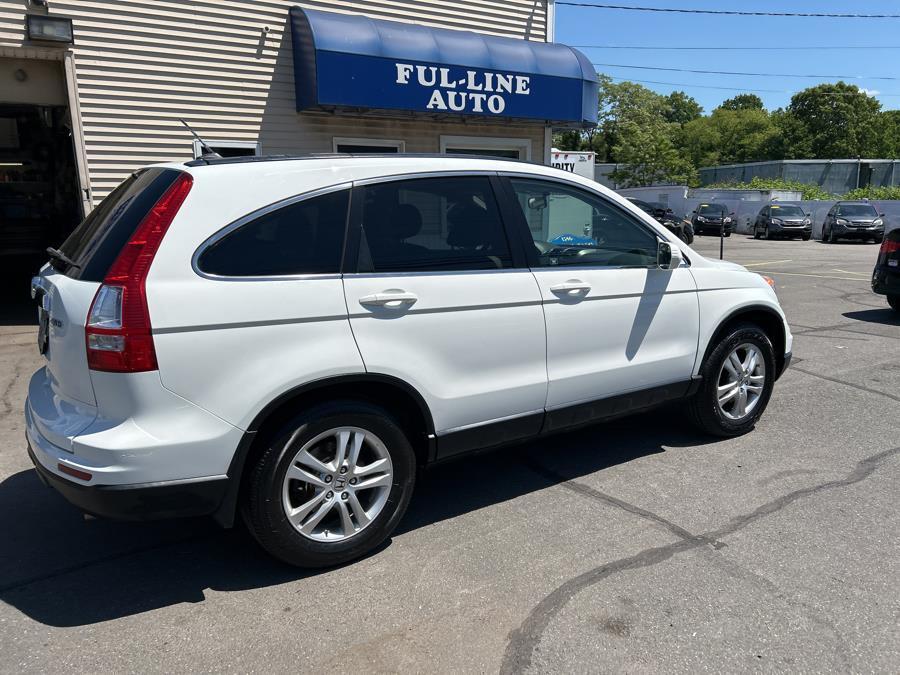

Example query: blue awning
[289,7,598,127]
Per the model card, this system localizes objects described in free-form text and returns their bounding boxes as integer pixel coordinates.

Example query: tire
[242,401,416,567]
[802,234,811,242]
[687,323,777,438]
[753,226,760,240]
[874,236,884,244]
[763,226,770,240]
[724,232,732,238]
[889,294,900,313]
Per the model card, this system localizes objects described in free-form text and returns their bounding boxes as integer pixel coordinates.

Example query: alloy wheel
[716,343,766,421]
[281,426,393,542]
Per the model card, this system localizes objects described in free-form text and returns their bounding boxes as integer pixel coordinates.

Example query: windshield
[698,204,727,215]
[770,205,805,218]
[837,204,878,218]
[629,199,654,215]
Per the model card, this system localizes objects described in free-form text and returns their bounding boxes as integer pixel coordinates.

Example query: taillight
[86,172,193,372]
[880,238,900,255]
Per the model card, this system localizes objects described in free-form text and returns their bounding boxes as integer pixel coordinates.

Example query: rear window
[197,189,350,277]
[57,168,181,281]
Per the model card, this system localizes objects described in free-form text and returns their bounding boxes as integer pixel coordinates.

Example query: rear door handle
[549,280,591,296]
[358,290,418,308]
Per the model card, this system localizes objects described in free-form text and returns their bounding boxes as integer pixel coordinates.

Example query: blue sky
[554,1,900,113]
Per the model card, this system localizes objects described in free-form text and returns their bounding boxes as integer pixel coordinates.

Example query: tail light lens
[880,238,900,255]
[86,172,193,372]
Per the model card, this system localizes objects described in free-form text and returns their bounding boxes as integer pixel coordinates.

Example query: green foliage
[783,81,882,159]
[555,76,900,189]
[705,177,834,201]
[844,185,900,200]
[663,91,703,125]
[717,94,765,111]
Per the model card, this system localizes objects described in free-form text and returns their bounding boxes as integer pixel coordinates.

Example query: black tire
[753,226,761,240]
[724,232,732,238]
[889,294,900,313]
[802,234,811,241]
[687,323,777,438]
[242,401,416,567]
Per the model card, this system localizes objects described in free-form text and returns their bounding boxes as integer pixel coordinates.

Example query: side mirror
[805,213,812,217]
[879,213,886,218]
[658,241,683,270]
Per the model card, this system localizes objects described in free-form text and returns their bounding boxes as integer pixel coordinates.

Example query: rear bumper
[27,442,227,521]
[872,265,900,296]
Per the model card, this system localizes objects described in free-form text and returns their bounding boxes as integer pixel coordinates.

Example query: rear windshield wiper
[46,247,81,271]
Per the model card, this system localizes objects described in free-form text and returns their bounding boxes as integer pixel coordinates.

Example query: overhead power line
[558,2,900,19]
[605,76,900,98]
[574,44,900,51]
[593,62,900,81]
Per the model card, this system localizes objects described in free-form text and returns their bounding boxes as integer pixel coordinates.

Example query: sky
[554,1,900,113]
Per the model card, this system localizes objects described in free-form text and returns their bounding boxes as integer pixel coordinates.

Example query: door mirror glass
[657,241,683,270]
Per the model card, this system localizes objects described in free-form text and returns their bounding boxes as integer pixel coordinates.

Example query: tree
[718,94,765,111]
[781,81,881,158]
[875,110,900,158]
[663,91,703,125]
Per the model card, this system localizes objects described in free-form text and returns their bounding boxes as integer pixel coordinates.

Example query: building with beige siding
[1,0,597,262]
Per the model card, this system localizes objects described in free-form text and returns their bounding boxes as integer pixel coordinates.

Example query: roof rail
[184,152,532,168]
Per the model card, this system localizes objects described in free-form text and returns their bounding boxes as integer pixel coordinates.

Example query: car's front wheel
[888,294,900,313]
[687,324,776,437]
[243,401,416,567]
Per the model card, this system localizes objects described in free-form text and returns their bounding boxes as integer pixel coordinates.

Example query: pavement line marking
[832,268,869,276]
[742,259,793,267]
[763,271,871,282]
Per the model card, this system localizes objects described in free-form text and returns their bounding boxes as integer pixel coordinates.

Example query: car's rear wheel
[888,294,900,313]
[687,323,776,437]
[243,401,416,567]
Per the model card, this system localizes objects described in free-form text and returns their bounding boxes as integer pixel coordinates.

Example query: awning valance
[289,7,598,128]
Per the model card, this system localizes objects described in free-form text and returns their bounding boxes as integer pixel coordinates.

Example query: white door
[504,177,699,411]
[342,175,547,441]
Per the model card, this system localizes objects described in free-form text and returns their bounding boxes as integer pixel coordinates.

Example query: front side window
[509,178,658,268]
[197,189,349,276]
[357,176,512,273]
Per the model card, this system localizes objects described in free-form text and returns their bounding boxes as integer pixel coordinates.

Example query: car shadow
[842,308,900,326]
[0,407,715,627]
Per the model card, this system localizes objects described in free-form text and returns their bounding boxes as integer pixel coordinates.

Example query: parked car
[753,204,812,241]
[627,198,694,243]
[822,201,885,243]
[26,155,792,568]
[691,203,734,236]
[871,228,900,312]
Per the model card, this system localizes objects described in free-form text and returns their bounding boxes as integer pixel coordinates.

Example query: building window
[333,137,405,154]
[192,140,260,159]
[440,135,531,161]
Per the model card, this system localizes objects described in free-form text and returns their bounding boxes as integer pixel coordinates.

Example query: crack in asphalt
[791,365,900,403]
[500,446,900,674]
[522,458,725,549]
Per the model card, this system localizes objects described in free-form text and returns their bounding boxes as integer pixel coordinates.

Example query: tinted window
[770,205,805,217]
[198,189,349,276]
[837,204,878,218]
[509,178,658,268]
[58,168,180,281]
[698,204,727,216]
[357,176,512,273]
[629,199,654,215]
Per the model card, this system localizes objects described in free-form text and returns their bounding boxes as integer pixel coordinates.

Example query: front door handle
[358,290,418,309]
[550,280,591,296]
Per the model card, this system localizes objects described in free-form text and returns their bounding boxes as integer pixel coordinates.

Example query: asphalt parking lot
[1,235,897,673]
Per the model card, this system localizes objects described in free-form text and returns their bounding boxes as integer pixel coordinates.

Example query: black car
[753,204,811,241]
[872,228,900,312]
[822,201,885,244]
[691,203,733,237]
[627,198,694,244]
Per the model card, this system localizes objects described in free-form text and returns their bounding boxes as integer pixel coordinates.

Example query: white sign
[551,151,596,180]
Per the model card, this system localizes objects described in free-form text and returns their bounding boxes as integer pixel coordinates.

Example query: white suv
[26,155,792,567]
